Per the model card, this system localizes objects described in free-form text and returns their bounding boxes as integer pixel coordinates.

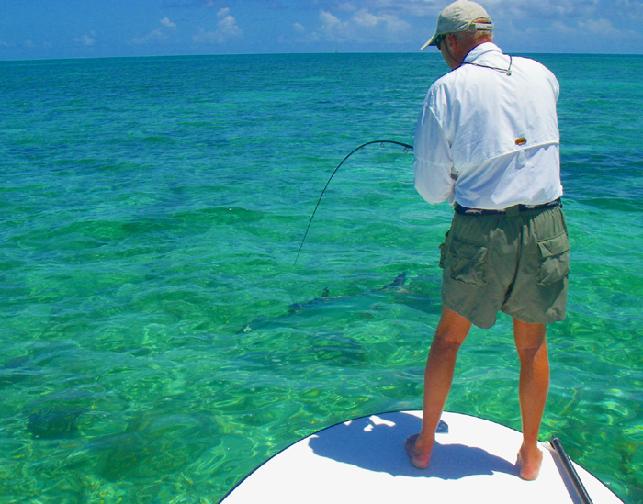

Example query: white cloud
[354,9,379,28]
[217,7,242,37]
[550,20,575,34]
[337,2,358,12]
[475,0,599,20]
[193,5,242,44]
[132,28,166,45]
[319,10,349,40]
[293,22,305,33]
[615,0,643,19]
[132,17,178,45]
[578,17,617,35]
[359,0,604,20]
[160,17,176,29]
[347,0,441,17]
[315,8,411,43]
[356,9,410,32]
[75,30,97,47]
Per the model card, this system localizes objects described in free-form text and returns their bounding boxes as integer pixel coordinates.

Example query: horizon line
[2,49,642,64]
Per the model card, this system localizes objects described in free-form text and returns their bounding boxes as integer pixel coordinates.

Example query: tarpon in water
[240,273,409,333]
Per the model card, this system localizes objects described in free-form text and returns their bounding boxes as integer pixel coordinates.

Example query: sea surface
[1,52,641,502]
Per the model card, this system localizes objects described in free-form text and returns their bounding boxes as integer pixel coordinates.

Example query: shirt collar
[463,42,503,63]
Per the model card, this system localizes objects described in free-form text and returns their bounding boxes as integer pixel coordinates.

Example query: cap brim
[420,35,437,51]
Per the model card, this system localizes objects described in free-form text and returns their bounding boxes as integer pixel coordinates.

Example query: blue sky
[1,0,642,60]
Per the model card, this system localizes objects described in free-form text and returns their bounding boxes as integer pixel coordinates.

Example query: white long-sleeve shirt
[413,42,563,209]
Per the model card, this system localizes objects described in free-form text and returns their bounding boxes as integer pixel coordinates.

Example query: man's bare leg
[513,319,549,480]
[406,307,471,468]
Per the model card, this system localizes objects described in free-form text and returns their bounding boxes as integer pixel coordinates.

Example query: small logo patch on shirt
[515,137,527,146]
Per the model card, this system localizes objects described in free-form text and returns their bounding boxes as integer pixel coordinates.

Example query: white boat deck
[222,410,622,503]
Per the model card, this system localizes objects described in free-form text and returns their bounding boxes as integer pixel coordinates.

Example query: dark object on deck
[550,437,593,504]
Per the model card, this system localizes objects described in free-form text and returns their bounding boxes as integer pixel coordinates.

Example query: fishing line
[295,139,413,265]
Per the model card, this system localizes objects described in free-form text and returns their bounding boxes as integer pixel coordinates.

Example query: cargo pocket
[536,233,570,286]
[447,239,488,286]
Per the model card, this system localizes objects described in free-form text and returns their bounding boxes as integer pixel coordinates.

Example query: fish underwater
[232,273,434,369]
[27,407,84,439]
[240,273,410,334]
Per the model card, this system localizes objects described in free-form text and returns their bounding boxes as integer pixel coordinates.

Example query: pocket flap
[537,233,570,258]
[447,238,488,286]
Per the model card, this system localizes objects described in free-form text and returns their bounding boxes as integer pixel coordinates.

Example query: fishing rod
[295,139,413,265]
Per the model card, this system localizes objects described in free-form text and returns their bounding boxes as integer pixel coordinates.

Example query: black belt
[455,198,561,216]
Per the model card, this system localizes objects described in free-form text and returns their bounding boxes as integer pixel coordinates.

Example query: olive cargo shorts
[440,206,570,329]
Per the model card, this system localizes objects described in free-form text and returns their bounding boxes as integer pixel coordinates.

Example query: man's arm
[413,102,455,204]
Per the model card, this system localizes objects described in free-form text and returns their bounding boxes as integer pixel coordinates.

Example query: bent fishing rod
[295,139,413,265]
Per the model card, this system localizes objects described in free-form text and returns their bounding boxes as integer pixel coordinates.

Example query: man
[407,0,570,481]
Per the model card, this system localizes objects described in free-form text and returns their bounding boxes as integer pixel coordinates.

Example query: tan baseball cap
[420,0,493,50]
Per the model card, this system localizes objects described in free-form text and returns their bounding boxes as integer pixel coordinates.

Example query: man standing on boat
[408,0,570,480]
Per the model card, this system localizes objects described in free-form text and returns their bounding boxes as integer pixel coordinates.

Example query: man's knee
[515,343,547,364]
[513,320,548,362]
[431,340,461,360]
[432,308,471,351]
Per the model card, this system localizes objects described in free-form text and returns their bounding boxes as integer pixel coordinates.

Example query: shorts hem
[442,301,497,330]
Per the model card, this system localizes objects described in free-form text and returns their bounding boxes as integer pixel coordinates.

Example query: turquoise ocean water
[1,53,641,502]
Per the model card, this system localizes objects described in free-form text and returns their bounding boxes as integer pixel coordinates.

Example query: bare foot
[517,444,543,480]
[405,433,433,469]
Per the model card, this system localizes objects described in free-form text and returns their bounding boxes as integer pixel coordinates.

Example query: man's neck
[447,38,489,68]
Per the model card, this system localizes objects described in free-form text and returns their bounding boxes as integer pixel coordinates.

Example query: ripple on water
[0,53,640,502]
